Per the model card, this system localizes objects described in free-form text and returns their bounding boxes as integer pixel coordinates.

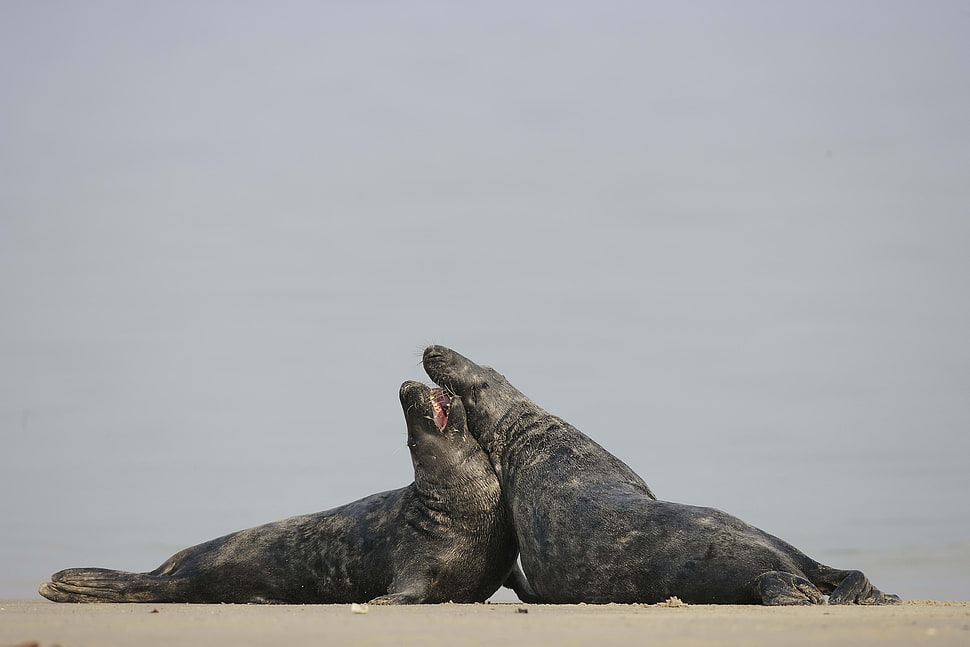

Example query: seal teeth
[430,389,450,431]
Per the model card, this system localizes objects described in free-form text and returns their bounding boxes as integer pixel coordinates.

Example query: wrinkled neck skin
[409,435,503,515]
[464,391,539,482]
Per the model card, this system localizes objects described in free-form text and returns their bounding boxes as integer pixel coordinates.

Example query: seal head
[400,381,473,483]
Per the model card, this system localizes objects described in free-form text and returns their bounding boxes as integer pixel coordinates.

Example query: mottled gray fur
[39,381,518,604]
[423,345,900,605]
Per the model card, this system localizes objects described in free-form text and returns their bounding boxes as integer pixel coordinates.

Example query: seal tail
[39,567,188,603]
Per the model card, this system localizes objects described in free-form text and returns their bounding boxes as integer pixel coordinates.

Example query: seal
[39,381,519,604]
[423,345,901,605]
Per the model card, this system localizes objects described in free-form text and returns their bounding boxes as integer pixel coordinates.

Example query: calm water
[2,3,968,602]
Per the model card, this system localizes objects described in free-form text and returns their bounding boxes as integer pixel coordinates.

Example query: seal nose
[423,345,449,366]
[423,346,459,386]
[399,381,425,404]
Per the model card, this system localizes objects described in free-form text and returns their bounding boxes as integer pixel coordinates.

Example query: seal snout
[424,345,475,397]
[423,345,449,364]
[399,381,451,431]
[422,345,453,382]
[399,380,427,404]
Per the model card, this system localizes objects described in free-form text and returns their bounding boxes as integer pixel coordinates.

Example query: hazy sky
[2,2,968,600]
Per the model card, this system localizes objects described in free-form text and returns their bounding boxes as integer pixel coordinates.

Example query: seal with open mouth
[423,345,900,606]
[39,381,518,604]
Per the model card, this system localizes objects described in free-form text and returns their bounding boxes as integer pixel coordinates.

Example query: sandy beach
[2,599,967,647]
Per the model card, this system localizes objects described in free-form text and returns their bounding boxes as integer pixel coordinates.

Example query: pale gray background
[2,1,967,601]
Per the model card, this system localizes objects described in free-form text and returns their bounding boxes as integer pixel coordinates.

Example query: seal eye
[430,389,451,431]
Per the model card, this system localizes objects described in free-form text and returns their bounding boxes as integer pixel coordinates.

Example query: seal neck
[412,448,502,512]
[474,400,550,478]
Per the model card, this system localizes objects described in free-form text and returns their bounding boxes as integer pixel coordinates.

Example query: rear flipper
[826,570,902,605]
[39,568,186,603]
[754,571,825,605]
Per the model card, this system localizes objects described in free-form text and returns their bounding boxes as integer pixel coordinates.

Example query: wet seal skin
[39,382,518,604]
[423,345,901,606]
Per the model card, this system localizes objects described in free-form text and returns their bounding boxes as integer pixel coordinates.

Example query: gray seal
[39,381,518,604]
[423,345,901,605]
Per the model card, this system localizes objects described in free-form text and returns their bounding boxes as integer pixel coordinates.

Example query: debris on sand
[659,596,687,607]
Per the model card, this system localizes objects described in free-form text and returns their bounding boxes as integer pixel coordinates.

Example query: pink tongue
[434,407,448,431]
[431,390,450,431]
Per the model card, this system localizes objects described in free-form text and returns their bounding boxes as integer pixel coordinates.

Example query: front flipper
[754,571,825,606]
[368,591,426,605]
[503,563,540,603]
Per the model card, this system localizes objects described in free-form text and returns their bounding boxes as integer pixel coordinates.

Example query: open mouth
[430,388,451,431]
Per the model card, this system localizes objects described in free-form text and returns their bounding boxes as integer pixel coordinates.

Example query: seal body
[423,345,900,605]
[39,382,518,604]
